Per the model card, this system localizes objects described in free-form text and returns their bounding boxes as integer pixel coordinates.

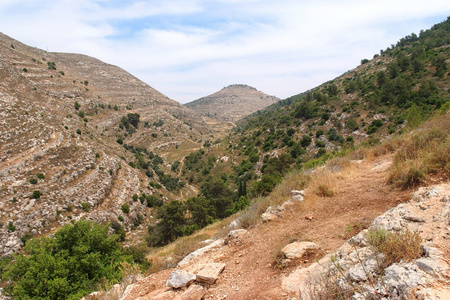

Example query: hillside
[184,84,280,122]
[0,32,218,256]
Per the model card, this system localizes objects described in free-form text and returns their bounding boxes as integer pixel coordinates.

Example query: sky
[1,1,449,104]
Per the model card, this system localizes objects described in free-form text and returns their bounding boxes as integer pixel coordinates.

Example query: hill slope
[0,32,216,255]
[185,84,280,122]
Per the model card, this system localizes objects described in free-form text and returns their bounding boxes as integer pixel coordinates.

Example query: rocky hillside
[184,84,280,122]
[0,32,215,256]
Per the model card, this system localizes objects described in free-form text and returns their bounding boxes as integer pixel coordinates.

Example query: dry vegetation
[388,110,450,188]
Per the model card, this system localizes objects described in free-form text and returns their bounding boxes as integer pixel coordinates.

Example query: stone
[281,241,318,259]
[348,263,368,282]
[225,229,248,243]
[381,263,426,298]
[416,257,448,275]
[403,215,425,223]
[185,263,226,284]
[180,284,206,300]
[291,190,305,202]
[177,239,225,268]
[166,270,196,289]
[262,212,277,222]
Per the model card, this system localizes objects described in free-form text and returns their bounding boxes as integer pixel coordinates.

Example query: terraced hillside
[0,33,215,255]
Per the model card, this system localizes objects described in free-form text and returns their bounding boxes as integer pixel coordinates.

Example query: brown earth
[123,154,419,299]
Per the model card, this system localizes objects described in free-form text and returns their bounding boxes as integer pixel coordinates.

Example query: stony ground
[115,154,450,300]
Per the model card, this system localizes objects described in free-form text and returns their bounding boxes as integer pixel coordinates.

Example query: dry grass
[237,157,356,228]
[365,228,423,270]
[388,112,450,189]
[304,270,355,300]
[145,217,232,274]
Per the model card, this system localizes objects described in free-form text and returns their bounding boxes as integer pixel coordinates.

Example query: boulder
[281,241,318,259]
[185,263,226,284]
[166,270,196,289]
[291,190,305,202]
[177,239,225,268]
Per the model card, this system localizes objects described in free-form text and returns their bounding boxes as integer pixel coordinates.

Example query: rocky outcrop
[282,183,450,299]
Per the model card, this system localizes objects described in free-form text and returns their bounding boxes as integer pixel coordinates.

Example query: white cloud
[1,0,449,102]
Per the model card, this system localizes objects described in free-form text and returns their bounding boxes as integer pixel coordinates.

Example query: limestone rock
[281,241,318,259]
[180,284,206,300]
[185,263,226,284]
[291,190,305,202]
[381,263,426,298]
[166,270,196,289]
[177,239,225,268]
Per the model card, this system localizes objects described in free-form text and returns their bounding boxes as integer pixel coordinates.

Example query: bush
[121,203,130,214]
[29,178,37,184]
[47,61,56,70]
[7,222,15,232]
[81,202,89,212]
[1,221,132,299]
[31,190,41,199]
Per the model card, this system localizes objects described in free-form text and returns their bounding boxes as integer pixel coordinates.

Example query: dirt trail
[128,155,415,299]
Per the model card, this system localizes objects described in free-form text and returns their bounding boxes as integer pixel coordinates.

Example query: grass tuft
[365,228,423,270]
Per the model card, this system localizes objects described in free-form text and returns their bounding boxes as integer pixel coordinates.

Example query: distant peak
[222,84,257,91]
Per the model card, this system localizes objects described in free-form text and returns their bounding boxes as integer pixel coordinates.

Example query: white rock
[282,241,319,259]
[166,270,196,289]
[185,263,226,284]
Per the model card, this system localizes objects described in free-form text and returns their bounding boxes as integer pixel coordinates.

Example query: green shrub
[47,61,56,70]
[1,221,132,299]
[31,190,41,199]
[7,222,15,232]
[121,203,130,214]
[81,203,89,212]
[29,178,37,184]
[37,173,45,180]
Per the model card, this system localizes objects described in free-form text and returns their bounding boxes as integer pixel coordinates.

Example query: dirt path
[203,156,412,299]
[124,155,415,299]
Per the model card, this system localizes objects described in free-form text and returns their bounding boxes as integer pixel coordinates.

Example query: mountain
[0,32,215,255]
[184,84,280,122]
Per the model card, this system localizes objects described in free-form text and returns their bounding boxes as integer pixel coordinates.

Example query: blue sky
[1,1,449,103]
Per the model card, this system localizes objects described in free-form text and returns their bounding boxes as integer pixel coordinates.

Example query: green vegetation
[31,190,41,199]
[47,61,56,70]
[119,113,140,135]
[121,203,130,214]
[1,221,135,300]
